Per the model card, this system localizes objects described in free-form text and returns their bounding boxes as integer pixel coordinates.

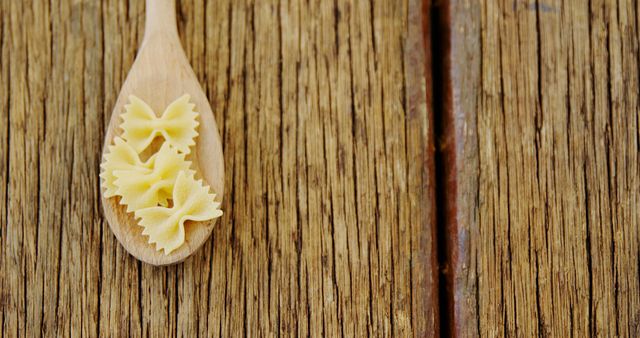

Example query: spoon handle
[143,0,178,44]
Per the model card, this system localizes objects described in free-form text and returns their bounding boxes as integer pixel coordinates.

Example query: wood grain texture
[440,0,640,336]
[0,0,437,336]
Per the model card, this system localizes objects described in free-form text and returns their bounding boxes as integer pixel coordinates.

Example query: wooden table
[1,0,437,336]
[440,0,640,336]
[2,0,639,337]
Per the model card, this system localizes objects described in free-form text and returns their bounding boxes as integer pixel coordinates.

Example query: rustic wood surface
[0,0,437,336]
[440,0,640,336]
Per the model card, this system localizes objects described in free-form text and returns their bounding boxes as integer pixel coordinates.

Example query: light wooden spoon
[101,0,224,265]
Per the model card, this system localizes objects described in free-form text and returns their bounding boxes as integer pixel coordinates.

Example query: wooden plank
[0,0,437,336]
[435,0,480,336]
[440,0,640,336]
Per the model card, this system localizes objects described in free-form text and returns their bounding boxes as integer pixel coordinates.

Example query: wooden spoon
[101,0,224,265]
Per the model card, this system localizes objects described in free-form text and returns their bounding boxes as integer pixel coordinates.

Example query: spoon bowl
[101,0,224,265]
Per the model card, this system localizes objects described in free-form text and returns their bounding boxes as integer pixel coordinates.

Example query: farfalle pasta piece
[135,171,223,254]
[114,143,194,212]
[120,94,199,154]
[100,137,154,198]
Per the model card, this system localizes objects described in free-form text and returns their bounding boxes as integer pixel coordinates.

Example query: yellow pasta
[120,94,199,154]
[101,93,222,255]
[100,137,154,198]
[114,143,194,212]
[135,171,222,254]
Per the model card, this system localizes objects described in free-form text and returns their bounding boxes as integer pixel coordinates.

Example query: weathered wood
[0,0,437,336]
[435,0,480,336]
[441,0,640,336]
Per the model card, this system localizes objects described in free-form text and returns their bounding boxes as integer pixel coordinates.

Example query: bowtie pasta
[101,94,222,255]
[135,171,222,254]
[121,94,199,154]
[114,142,194,212]
[100,136,155,198]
